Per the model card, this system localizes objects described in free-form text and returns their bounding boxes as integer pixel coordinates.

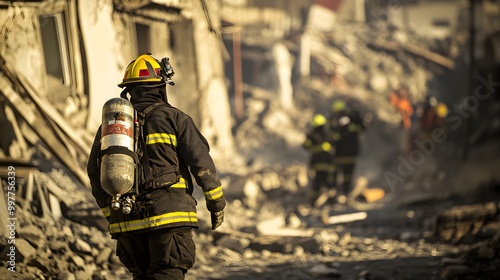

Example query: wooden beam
[403,43,455,69]
[0,158,36,179]
[35,175,51,220]
[4,105,29,159]
[0,183,8,238]
[22,171,35,211]
[20,122,54,161]
[367,40,455,69]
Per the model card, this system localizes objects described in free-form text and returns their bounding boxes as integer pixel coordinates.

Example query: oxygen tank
[100,98,136,210]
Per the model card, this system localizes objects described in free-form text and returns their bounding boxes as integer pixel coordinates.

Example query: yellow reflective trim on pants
[109,211,197,234]
[170,177,187,189]
[313,163,336,172]
[334,156,356,164]
[348,124,359,132]
[101,207,111,218]
[204,186,223,200]
[146,133,177,146]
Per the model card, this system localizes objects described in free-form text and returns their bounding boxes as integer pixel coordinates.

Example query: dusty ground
[0,135,498,280]
[182,136,500,280]
[184,186,499,280]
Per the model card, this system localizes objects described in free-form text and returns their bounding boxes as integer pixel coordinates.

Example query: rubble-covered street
[1,0,500,279]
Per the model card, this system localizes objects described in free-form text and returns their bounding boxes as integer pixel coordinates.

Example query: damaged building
[0,0,235,235]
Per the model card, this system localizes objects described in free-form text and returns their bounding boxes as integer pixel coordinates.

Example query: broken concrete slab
[308,263,342,278]
[95,247,113,265]
[0,238,36,263]
[70,239,93,255]
[215,235,251,253]
[17,225,45,249]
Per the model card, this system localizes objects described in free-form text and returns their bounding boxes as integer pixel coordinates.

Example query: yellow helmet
[331,100,346,113]
[311,114,327,127]
[118,54,163,88]
[436,102,448,118]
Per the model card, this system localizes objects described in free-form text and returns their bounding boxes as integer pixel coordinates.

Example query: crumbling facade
[0,0,235,179]
[0,0,235,238]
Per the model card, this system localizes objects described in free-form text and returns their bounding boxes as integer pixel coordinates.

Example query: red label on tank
[103,123,133,137]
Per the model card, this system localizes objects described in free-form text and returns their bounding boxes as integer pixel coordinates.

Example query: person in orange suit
[389,86,414,157]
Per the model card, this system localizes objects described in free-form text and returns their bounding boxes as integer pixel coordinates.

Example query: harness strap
[137,103,180,190]
[139,130,155,189]
[100,146,139,163]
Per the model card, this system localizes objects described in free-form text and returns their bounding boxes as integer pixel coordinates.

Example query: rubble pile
[305,20,464,120]
[433,200,500,280]
[0,211,128,279]
[0,171,128,280]
[231,20,468,195]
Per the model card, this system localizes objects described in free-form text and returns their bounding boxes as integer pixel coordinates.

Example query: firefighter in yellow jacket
[87,53,226,279]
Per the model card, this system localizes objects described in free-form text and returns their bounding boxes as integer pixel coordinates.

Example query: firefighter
[303,113,336,207]
[87,53,226,279]
[328,99,366,203]
[389,86,414,157]
[389,87,414,131]
[419,95,449,140]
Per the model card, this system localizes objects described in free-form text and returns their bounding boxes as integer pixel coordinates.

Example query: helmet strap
[120,88,131,100]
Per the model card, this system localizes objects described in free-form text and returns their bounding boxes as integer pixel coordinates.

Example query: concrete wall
[307,0,366,31]
[0,6,50,97]
[0,1,87,127]
[167,18,199,120]
[79,0,124,131]
[190,0,238,165]
[388,1,463,39]
[0,0,236,167]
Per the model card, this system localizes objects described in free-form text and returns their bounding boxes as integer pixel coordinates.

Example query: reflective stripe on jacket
[303,124,335,166]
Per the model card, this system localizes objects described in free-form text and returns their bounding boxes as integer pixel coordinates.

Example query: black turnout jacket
[87,86,226,237]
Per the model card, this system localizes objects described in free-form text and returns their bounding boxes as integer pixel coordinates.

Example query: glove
[210,210,224,230]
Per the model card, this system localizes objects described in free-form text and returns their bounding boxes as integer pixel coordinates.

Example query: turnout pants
[336,163,355,195]
[309,167,336,206]
[116,226,196,280]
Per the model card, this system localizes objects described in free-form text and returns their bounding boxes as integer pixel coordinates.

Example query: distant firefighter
[328,99,367,204]
[419,95,448,139]
[389,86,415,157]
[389,87,414,130]
[303,113,336,206]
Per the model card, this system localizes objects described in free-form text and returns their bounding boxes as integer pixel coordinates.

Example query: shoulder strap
[138,102,165,125]
[137,102,179,190]
[137,103,162,189]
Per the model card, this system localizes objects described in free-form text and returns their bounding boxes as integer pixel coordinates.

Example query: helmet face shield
[118,54,163,88]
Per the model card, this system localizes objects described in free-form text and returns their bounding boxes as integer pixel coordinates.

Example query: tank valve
[122,196,134,214]
[111,194,121,210]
